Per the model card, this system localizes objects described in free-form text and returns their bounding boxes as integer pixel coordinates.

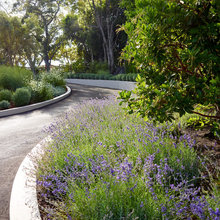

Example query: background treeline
[0,0,132,75]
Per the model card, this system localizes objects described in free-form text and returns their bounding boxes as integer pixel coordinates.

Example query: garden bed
[0,86,71,117]
[36,96,220,219]
[0,66,67,112]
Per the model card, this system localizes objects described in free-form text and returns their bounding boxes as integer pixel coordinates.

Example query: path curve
[0,84,119,220]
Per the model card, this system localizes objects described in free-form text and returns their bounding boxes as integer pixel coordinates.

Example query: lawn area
[36,96,219,219]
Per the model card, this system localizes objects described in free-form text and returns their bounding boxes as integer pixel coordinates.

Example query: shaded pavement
[0,84,118,220]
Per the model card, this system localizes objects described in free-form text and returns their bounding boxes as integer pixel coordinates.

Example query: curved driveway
[0,84,119,220]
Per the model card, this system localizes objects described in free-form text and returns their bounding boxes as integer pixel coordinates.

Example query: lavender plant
[37,97,220,219]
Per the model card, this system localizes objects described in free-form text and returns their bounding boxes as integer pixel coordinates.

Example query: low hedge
[0,89,12,102]
[0,100,10,109]
[13,87,31,107]
[66,73,137,82]
[29,81,54,103]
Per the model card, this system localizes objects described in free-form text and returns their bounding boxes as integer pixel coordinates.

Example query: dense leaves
[120,0,220,122]
[14,0,67,72]
[64,0,127,73]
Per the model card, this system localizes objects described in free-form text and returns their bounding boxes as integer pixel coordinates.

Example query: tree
[86,0,123,74]
[66,0,126,74]
[0,11,44,74]
[14,0,66,71]
[120,0,220,122]
[63,13,104,67]
[0,12,24,66]
[22,14,43,74]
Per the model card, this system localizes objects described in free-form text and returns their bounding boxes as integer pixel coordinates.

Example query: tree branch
[192,111,220,120]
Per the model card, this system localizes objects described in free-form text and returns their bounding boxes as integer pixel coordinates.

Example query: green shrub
[97,69,110,75]
[72,59,87,73]
[66,72,137,81]
[0,65,32,91]
[40,70,65,87]
[74,74,79,79]
[88,61,109,74]
[13,88,31,107]
[29,80,54,103]
[0,89,12,102]
[0,100,10,109]
[52,86,66,97]
[104,74,111,80]
[63,72,72,79]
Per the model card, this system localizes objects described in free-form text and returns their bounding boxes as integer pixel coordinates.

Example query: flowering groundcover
[37,97,220,219]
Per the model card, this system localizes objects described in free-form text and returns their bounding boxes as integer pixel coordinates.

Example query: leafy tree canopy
[120,0,220,122]
[14,0,67,71]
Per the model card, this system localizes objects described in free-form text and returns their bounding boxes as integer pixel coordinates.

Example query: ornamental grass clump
[37,97,220,219]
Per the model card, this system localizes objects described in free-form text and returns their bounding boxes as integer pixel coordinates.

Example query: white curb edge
[65,79,136,91]
[9,137,49,220]
[0,86,71,118]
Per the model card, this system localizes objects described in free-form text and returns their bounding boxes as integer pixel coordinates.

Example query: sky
[0,0,15,14]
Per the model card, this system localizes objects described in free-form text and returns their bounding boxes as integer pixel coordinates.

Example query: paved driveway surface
[0,84,118,220]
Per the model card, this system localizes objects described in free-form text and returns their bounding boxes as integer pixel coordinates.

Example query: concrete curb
[0,86,71,118]
[65,79,136,91]
[9,138,49,220]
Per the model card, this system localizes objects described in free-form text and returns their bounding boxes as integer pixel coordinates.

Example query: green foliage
[13,87,31,107]
[14,0,66,72]
[71,59,87,73]
[63,1,127,74]
[67,72,137,82]
[89,61,109,74]
[120,0,220,123]
[211,121,220,139]
[0,89,12,102]
[0,100,10,109]
[0,12,24,66]
[40,70,65,87]
[186,116,212,129]
[96,69,110,75]
[52,86,66,97]
[29,80,54,103]
[36,98,218,219]
[0,65,32,91]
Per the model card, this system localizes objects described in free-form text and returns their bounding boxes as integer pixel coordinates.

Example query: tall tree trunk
[106,17,115,74]
[43,20,51,72]
[103,43,107,62]
[89,0,115,74]
[44,53,50,72]
[90,49,94,63]
[29,59,37,76]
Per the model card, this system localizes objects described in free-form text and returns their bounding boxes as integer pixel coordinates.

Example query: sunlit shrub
[0,65,32,91]
[52,86,66,97]
[0,89,12,102]
[0,100,10,109]
[13,87,31,107]
[29,80,53,103]
[40,70,65,87]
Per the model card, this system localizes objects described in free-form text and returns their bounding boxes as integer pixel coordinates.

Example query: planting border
[0,86,71,118]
